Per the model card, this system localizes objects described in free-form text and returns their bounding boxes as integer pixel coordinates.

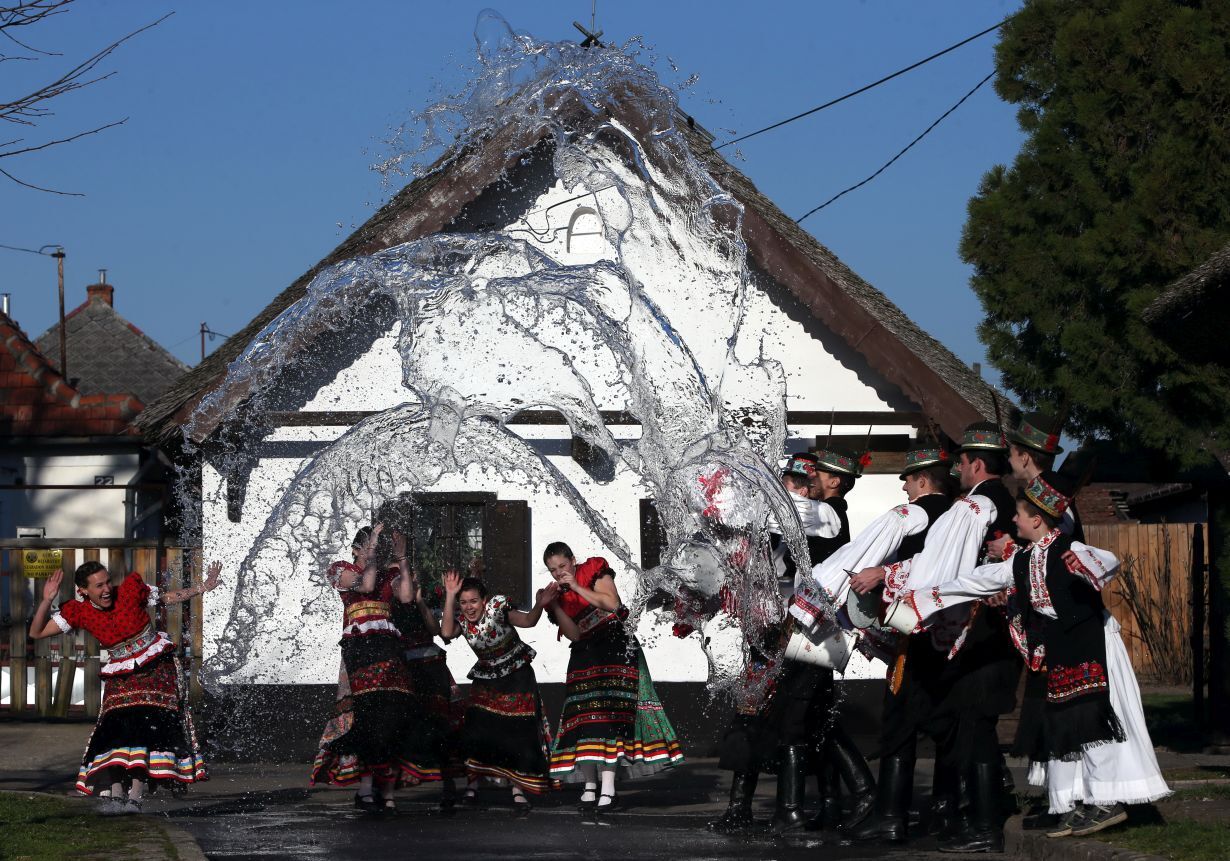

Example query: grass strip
[0,792,170,861]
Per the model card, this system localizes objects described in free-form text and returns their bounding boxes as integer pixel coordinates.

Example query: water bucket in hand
[883,599,921,635]
[784,627,857,672]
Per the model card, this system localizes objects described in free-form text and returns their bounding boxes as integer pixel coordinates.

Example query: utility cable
[715,15,1012,151]
[795,69,996,224]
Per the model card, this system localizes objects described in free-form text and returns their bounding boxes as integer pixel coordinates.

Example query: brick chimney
[87,269,113,307]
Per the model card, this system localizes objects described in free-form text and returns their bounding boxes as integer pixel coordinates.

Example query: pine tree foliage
[961,0,1230,463]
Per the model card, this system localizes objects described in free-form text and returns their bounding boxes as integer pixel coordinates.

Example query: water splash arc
[183,11,835,699]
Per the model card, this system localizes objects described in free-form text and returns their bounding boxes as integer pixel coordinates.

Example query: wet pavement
[158,764,961,861]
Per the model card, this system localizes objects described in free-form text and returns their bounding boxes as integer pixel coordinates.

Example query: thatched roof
[137,100,1005,447]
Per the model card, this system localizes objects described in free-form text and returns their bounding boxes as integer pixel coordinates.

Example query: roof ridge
[137,95,1009,444]
[1,312,83,408]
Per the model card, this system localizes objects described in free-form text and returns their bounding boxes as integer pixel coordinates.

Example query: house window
[377,492,532,607]
[566,206,604,257]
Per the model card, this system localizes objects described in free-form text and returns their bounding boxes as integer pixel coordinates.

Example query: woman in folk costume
[311,526,372,790]
[441,570,559,812]
[904,472,1169,840]
[543,542,683,813]
[29,561,218,814]
[311,523,444,813]
[389,549,468,811]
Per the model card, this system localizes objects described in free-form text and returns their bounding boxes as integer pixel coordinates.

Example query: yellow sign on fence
[21,549,62,578]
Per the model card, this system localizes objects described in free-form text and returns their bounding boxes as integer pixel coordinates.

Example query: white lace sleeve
[50,611,72,634]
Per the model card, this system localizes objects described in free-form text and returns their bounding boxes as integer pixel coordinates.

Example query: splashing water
[184,11,835,704]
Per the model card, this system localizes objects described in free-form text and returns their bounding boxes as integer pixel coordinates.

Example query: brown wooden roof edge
[138,92,1009,447]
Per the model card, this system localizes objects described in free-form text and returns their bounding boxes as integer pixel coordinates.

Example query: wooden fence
[1,541,203,719]
[1085,522,1207,684]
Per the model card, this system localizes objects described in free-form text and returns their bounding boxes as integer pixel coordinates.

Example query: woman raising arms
[441,570,559,812]
[543,542,683,813]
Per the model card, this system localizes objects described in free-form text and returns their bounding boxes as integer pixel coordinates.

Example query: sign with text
[21,549,63,578]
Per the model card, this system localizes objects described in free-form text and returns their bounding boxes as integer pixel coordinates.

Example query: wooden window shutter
[639,498,665,570]
[483,500,532,608]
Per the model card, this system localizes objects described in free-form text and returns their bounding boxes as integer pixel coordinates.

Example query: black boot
[768,746,807,835]
[828,726,876,829]
[844,754,913,842]
[803,758,841,830]
[938,762,1005,854]
[927,760,961,838]
[709,772,758,834]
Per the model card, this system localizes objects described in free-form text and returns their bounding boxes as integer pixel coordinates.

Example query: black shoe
[938,829,1005,853]
[354,793,381,813]
[768,745,808,835]
[1023,810,1060,830]
[1069,803,1128,837]
[709,772,757,834]
[596,793,619,814]
[458,788,479,807]
[577,792,598,814]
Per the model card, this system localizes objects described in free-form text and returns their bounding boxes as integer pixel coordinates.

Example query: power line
[795,70,996,224]
[714,15,1012,151]
[0,242,62,256]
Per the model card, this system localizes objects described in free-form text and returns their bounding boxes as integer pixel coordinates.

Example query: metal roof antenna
[826,407,834,449]
[573,2,603,48]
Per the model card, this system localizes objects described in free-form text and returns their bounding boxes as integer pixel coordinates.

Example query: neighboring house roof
[36,282,190,406]
[0,312,142,437]
[1143,239,1230,364]
[137,99,1007,447]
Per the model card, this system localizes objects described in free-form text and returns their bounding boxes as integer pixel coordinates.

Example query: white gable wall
[203,178,923,686]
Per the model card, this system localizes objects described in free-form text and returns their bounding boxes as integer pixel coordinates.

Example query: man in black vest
[934,422,1022,854]
[846,440,956,843]
[711,449,859,835]
[795,446,877,833]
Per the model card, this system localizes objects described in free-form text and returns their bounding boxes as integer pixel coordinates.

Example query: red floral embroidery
[1047,661,1109,703]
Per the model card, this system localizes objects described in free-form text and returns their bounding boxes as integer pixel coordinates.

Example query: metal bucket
[883,598,921,635]
[783,627,857,672]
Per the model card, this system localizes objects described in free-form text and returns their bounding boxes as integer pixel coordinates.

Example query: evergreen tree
[961,0,1230,462]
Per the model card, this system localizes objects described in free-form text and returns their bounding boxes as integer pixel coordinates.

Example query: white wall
[202,179,921,686]
[0,450,138,539]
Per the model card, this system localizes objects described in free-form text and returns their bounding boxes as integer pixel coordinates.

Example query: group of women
[310,524,684,814]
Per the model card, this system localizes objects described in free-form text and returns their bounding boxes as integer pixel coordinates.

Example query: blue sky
[1,1,1024,376]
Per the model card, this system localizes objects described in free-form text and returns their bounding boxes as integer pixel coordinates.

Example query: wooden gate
[1,540,203,719]
[1084,522,1207,683]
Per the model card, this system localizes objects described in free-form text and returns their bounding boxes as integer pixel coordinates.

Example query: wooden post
[190,549,203,706]
[34,640,52,717]
[7,552,28,714]
[1193,522,1206,728]
[82,548,103,718]
[51,548,77,717]
[166,548,184,648]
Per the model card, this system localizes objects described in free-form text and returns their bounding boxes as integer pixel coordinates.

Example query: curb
[1006,819,1169,861]
[161,819,210,861]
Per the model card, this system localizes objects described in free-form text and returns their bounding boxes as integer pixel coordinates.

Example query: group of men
[710,411,1166,853]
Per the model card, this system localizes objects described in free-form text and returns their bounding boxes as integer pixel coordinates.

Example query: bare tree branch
[0,2,171,192]
[0,116,123,157]
[0,162,82,195]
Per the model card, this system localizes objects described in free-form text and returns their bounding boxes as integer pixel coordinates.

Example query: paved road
[155,760,973,860]
[163,787,961,861]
